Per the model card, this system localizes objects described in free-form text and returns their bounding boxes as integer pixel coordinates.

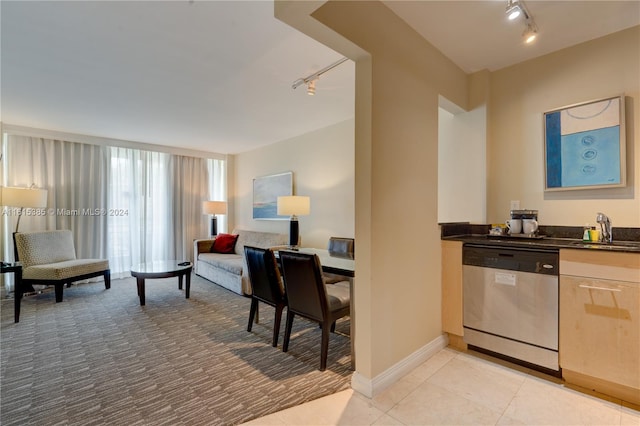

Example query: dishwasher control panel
[463,244,559,276]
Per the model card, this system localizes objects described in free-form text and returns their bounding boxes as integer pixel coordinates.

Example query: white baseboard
[351,333,448,398]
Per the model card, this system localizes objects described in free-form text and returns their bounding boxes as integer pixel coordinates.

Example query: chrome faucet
[596,212,612,243]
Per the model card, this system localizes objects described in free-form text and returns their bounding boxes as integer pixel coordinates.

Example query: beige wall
[487,26,640,227]
[307,0,469,379]
[231,119,355,249]
[438,105,487,223]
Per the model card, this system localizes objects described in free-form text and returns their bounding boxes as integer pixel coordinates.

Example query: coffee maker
[510,209,539,236]
[510,209,538,221]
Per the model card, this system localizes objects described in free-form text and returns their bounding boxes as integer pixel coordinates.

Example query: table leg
[14,269,23,323]
[178,274,183,290]
[185,269,191,299]
[137,277,146,306]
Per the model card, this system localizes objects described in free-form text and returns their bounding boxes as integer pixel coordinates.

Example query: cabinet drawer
[560,249,640,282]
[560,276,640,390]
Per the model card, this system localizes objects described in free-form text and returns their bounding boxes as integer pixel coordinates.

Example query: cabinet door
[442,240,463,335]
[560,275,639,390]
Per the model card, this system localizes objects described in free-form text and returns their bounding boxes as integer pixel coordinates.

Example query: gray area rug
[0,274,352,425]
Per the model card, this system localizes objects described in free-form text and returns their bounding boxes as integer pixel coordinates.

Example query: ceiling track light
[505,0,538,44]
[307,80,316,96]
[292,57,348,95]
[523,20,538,44]
[505,0,522,20]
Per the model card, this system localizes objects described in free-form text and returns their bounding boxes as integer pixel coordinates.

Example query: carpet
[0,274,352,425]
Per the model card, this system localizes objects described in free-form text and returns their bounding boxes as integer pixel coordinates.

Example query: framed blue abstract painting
[253,172,292,219]
[544,95,626,191]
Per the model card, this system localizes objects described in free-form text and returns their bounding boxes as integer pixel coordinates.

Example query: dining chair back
[323,237,355,284]
[328,237,355,258]
[279,250,350,370]
[244,246,286,347]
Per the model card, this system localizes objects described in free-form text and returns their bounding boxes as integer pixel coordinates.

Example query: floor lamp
[202,201,227,238]
[277,196,310,248]
[0,185,49,261]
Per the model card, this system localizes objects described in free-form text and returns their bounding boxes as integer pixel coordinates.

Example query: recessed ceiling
[1,1,638,155]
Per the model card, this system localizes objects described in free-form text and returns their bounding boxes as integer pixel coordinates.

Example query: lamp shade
[1,186,48,208]
[202,201,227,215]
[277,196,310,216]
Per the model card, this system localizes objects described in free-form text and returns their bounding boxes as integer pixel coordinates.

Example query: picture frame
[544,95,626,191]
[253,171,293,220]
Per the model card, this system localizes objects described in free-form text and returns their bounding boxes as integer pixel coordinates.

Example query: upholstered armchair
[14,230,110,308]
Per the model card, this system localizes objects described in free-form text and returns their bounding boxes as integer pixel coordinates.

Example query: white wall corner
[350,333,449,398]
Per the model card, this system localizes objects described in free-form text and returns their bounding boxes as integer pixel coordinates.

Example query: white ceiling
[385,0,640,74]
[1,1,638,155]
[1,0,355,154]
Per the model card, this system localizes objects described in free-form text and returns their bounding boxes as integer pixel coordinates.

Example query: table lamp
[0,186,49,233]
[202,201,227,237]
[277,195,310,248]
[1,185,49,261]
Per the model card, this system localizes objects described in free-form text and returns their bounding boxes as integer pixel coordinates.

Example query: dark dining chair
[279,250,350,371]
[328,237,355,259]
[324,237,355,284]
[244,246,287,347]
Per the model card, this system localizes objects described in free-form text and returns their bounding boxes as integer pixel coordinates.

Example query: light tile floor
[243,348,640,425]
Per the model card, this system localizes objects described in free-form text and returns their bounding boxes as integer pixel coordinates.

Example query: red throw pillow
[211,233,239,254]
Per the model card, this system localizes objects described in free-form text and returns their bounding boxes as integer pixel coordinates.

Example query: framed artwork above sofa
[252,171,292,220]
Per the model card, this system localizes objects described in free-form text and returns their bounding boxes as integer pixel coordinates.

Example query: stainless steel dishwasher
[463,244,560,373]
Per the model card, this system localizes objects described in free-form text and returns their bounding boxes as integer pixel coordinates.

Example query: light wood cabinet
[442,240,464,338]
[559,249,640,405]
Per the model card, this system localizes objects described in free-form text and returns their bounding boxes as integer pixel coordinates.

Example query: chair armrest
[194,238,215,256]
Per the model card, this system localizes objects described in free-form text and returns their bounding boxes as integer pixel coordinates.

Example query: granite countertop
[441,223,640,253]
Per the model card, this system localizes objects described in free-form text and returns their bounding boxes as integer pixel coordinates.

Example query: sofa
[194,229,288,295]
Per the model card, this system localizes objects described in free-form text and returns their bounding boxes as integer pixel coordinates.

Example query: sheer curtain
[2,134,225,291]
[208,158,227,233]
[169,154,210,262]
[107,148,210,276]
[2,135,109,258]
[107,148,172,275]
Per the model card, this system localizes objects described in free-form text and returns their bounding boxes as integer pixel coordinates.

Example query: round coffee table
[130,260,193,306]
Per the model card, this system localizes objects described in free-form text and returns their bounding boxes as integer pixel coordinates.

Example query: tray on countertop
[487,233,545,240]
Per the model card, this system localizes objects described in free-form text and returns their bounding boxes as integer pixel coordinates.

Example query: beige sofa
[194,229,287,295]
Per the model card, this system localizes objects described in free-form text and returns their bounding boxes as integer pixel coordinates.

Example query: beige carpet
[0,274,352,425]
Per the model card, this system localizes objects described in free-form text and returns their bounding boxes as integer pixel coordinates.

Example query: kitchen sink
[563,240,640,250]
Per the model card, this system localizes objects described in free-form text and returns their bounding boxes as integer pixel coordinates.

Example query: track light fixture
[505,0,521,20]
[307,80,316,96]
[523,22,538,44]
[292,57,348,95]
[505,0,538,44]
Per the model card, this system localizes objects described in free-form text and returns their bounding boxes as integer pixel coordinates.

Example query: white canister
[522,219,538,234]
